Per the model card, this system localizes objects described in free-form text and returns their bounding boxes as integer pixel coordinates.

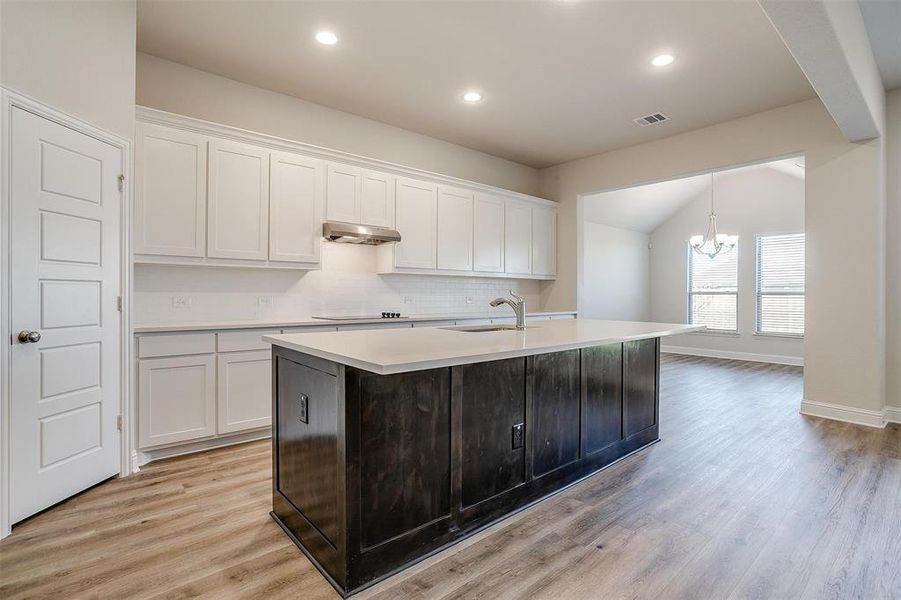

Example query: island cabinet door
[351,368,452,552]
[623,338,659,438]
[274,355,341,556]
[459,358,526,508]
[530,350,581,478]
[581,344,624,455]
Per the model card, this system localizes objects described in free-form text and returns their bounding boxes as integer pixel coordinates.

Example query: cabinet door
[473,193,505,272]
[504,201,532,275]
[461,358,526,507]
[325,163,362,223]
[532,206,557,276]
[582,344,623,454]
[138,354,216,448]
[270,151,323,264]
[623,338,658,438]
[207,139,270,260]
[217,350,272,434]
[135,123,207,257]
[361,170,395,227]
[394,177,437,269]
[531,350,580,477]
[437,186,474,271]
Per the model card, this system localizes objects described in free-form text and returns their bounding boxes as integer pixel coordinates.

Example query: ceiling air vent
[633,112,669,127]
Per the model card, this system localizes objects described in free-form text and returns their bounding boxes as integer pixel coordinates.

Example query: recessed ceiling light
[463,91,482,103]
[651,54,675,67]
[315,31,338,45]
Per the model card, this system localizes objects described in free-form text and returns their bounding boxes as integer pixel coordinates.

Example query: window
[756,233,805,336]
[688,242,739,332]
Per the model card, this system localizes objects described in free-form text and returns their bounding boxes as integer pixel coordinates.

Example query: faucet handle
[509,290,524,303]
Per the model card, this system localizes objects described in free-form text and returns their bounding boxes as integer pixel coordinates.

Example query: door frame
[0,88,133,539]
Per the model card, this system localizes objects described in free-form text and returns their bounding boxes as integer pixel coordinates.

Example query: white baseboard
[137,429,270,466]
[800,400,887,428]
[661,345,803,366]
[884,405,901,425]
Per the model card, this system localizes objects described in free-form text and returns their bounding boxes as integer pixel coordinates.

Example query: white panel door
[207,139,270,260]
[9,107,122,523]
[505,201,532,275]
[138,355,216,447]
[134,123,207,257]
[394,177,438,269]
[217,350,272,434]
[532,206,557,276]
[437,186,473,271]
[325,163,362,223]
[269,151,323,264]
[473,193,505,273]
[361,170,395,227]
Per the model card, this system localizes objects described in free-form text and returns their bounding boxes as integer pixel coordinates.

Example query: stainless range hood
[322,221,401,245]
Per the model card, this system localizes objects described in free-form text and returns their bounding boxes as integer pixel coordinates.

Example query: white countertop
[133,311,577,334]
[263,319,704,374]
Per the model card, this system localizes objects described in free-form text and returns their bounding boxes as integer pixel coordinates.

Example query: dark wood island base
[270,338,660,597]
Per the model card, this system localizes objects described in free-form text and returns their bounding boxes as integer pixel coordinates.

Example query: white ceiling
[582,158,804,233]
[859,0,901,91]
[136,1,815,168]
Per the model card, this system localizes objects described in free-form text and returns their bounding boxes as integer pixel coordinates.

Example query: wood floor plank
[1,355,898,600]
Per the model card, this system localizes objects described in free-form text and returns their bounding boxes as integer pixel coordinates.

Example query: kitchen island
[263,319,701,596]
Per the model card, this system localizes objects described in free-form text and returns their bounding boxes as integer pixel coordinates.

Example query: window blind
[688,242,738,332]
[756,233,804,336]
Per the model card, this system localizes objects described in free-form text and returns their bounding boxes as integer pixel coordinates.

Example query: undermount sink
[443,324,531,332]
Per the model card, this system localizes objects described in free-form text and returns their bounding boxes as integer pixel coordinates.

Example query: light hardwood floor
[1,355,898,599]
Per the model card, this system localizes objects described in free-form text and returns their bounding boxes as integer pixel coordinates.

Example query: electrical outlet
[403,296,414,304]
[258,296,274,309]
[171,295,192,310]
[512,423,524,450]
[465,296,474,305]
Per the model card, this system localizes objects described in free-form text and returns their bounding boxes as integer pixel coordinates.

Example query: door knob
[17,330,41,344]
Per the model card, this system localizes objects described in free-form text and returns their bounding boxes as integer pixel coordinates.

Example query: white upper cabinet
[325,163,362,223]
[361,170,395,228]
[473,193,505,273]
[135,123,207,257]
[437,186,474,271]
[531,205,557,276]
[394,177,437,269]
[504,200,532,275]
[269,151,323,264]
[207,139,270,260]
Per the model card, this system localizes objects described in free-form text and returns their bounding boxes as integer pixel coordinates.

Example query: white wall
[650,166,804,362]
[539,98,886,415]
[134,243,540,324]
[580,223,649,321]
[886,89,900,411]
[136,53,539,195]
[0,1,136,140]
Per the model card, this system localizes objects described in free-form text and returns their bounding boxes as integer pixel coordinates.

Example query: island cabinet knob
[298,393,309,424]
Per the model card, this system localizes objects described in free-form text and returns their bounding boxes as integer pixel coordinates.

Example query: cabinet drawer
[282,326,339,334]
[217,329,281,353]
[138,333,216,358]
[412,320,456,328]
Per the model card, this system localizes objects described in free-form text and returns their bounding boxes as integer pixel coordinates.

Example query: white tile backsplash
[134,243,541,324]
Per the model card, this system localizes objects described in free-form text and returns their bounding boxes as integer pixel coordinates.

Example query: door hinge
[117,174,125,193]
[116,415,123,431]
[117,296,123,311]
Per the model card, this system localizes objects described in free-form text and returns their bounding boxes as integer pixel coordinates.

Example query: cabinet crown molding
[135,106,556,208]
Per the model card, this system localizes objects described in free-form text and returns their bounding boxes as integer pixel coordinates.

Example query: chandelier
[689,172,737,258]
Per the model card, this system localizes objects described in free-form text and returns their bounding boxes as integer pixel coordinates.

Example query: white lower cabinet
[138,354,216,448]
[217,350,272,434]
